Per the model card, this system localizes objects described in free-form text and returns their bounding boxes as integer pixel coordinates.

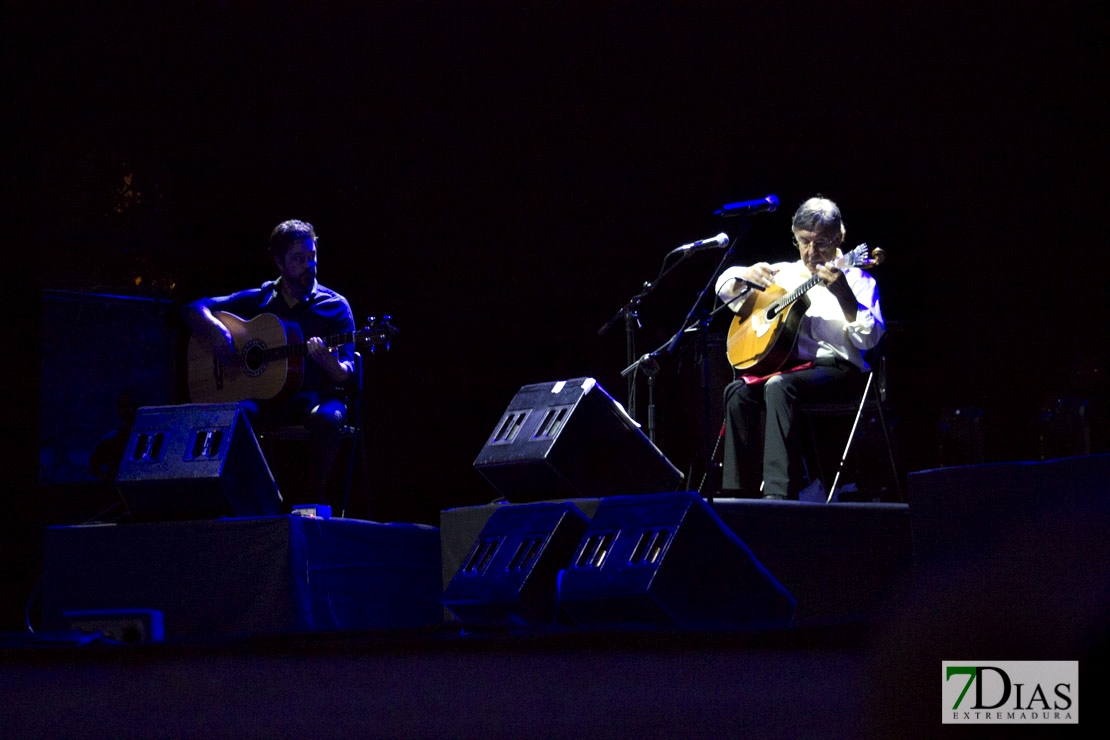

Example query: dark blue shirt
[203,278,356,393]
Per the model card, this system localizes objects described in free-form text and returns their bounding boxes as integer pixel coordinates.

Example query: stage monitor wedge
[559,492,797,629]
[442,501,590,625]
[116,403,282,521]
[474,378,683,502]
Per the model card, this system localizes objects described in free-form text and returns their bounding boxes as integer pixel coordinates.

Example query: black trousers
[239,391,348,504]
[722,359,864,498]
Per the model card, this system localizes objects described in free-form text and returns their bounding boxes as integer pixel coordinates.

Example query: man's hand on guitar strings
[741,263,777,290]
[817,261,860,321]
[307,336,352,384]
[816,261,844,288]
[306,336,333,367]
[205,323,237,364]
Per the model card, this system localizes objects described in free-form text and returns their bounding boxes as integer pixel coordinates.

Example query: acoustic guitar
[725,244,876,377]
[187,311,395,403]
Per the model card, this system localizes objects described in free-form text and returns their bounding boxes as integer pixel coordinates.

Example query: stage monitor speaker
[559,492,796,629]
[116,403,282,521]
[442,501,590,625]
[473,377,683,502]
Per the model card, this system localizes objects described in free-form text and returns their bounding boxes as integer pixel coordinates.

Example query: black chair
[799,344,902,502]
[262,351,366,517]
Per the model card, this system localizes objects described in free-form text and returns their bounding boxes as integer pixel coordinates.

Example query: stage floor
[0,621,919,737]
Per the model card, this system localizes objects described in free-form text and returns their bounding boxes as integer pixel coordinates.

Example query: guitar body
[187,312,305,403]
[726,286,809,377]
[724,244,877,377]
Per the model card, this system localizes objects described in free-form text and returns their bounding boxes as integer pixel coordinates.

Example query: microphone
[715,194,779,218]
[677,232,730,252]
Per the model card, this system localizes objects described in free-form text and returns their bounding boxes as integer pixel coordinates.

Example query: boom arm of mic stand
[601,245,714,419]
[654,222,748,360]
[597,246,698,338]
[597,294,642,337]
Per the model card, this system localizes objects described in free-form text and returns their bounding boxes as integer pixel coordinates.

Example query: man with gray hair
[714,196,885,499]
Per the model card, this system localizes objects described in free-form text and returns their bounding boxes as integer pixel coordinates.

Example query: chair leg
[826,373,875,503]
[341,430,358,518]
[340,425,373,519]
[699,420,727,497]
[824,373,902,503]
[874,393,903,502]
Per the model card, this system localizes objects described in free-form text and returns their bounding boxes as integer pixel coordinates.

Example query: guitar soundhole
[241,340,267,377]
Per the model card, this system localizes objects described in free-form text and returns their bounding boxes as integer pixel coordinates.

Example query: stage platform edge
[43,515,443,639]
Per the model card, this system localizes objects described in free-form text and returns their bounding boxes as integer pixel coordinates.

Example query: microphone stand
[638,222,751,493]
[599,246,706,422]
[598,291,643,417]
[620,350,660,442]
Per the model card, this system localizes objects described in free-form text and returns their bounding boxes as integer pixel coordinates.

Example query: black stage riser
[42,516,443,639]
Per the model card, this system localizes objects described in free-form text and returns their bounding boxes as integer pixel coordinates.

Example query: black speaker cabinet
[473,378,683,502]
[442,501,590,625]
[116,403,282,521]
[559,492,796,629]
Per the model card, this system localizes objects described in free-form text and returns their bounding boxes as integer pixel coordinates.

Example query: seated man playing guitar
[183,219,356,505]
[714,196,884,499]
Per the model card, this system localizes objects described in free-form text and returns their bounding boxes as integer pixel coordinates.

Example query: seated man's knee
[306,400,346,434]
[763,374,795,402]
[724,380,757,411]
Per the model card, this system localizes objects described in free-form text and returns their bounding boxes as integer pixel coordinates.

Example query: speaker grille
[560,493,796,629]
[116,403,281,521]
[474,378,683,502]
[443,502,590,625]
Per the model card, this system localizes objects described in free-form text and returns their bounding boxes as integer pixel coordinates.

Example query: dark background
[5,1,1106,626]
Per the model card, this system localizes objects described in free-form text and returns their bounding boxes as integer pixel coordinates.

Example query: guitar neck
[767,245,866,316]
[767,272,821,317]
[263,330,358,361]
[311,330,360,353]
